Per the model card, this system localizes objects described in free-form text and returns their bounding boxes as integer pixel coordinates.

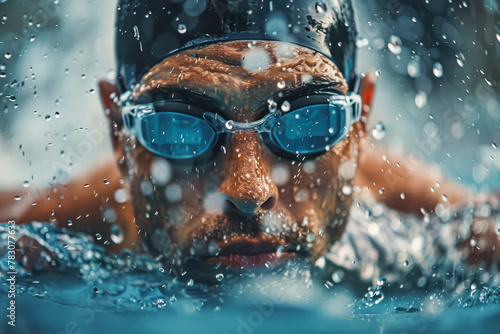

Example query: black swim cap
[115,0,357,93]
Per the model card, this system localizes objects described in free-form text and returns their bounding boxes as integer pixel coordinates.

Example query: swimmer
[1,0,498,281]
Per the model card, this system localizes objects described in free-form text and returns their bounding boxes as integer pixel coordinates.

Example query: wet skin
[114,41,365,279]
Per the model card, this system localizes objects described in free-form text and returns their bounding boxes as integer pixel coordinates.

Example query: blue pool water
[1,201,499,333]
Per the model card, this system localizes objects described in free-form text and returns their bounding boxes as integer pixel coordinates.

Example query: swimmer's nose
[218,133,278,215]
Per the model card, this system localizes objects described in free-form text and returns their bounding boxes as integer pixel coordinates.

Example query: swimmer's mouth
[204,239,296,269]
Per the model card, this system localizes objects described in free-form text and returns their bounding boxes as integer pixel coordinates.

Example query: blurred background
[0,0,499,193]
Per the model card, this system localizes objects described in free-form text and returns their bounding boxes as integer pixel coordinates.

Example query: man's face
[116,41,365,281]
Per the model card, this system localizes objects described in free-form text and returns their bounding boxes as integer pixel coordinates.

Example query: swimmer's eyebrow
[261,81,345,110]
[135,87,225,112]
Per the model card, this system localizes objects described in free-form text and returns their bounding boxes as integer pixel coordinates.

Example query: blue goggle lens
[137,112,216,159]
[271,104,344,155]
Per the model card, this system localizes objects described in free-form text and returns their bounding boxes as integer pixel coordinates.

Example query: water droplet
[5,52,11,59]
[215,273,224,282]
[110,225,124,244]
[372,122,386,140]
[14,195,21,201]
[177,24,187,34]
[54,111,60,118]
[455,52,465,67]
[403,260,409,267]
[277,80,286,89]
[225,120,234,130]
[157,298,166,309]
[45,115,51,122]
[315,1,328,14]
[242,48,271,72]
[150,158,172,186]
[470,237,477,247]
[332,269,344,283]
[415,91,427,108]
[133,25,140,40]
[95,233,102,241]
[356,37,369,48]
[30,35,35,42]
[187,279,194,286]
[23,181,30,188]
[492,142,497,149]
[318,229,325,236]
[379,187,385,195]
[271,165,290,186]
[388,35,402,55]
[400,193,405,200]
[375,70,381,77]
[377,277,387,286]
[342,185,352,195]
[306,231,316,243]
[281,100,290,112]
[433,62,443,78]
[442,194,448,202]
[268,98,278,113]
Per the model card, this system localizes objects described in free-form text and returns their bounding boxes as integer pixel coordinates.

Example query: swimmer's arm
[354,146,470,214]
[0,159,138,251]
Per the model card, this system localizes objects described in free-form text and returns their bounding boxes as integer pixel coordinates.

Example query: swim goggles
[120,91,361,162]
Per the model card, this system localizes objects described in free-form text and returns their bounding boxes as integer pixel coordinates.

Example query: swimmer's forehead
[132,41,347,121]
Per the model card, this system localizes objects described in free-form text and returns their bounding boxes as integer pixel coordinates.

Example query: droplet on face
[306,231,316,243]
[140,180,154,196]
[165,184,182,203]
[177,24,187,34]
[294,189,309,203]
[150,158,172,186]
[242,48,271,72]
[268,98,278,113]
[281,100,290,112]
[379,188,385,195]
[271,165,290,186]
[303,161,316,174]
[387,35,402,55]
[342,185,352,196]
[372,122,386,140]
